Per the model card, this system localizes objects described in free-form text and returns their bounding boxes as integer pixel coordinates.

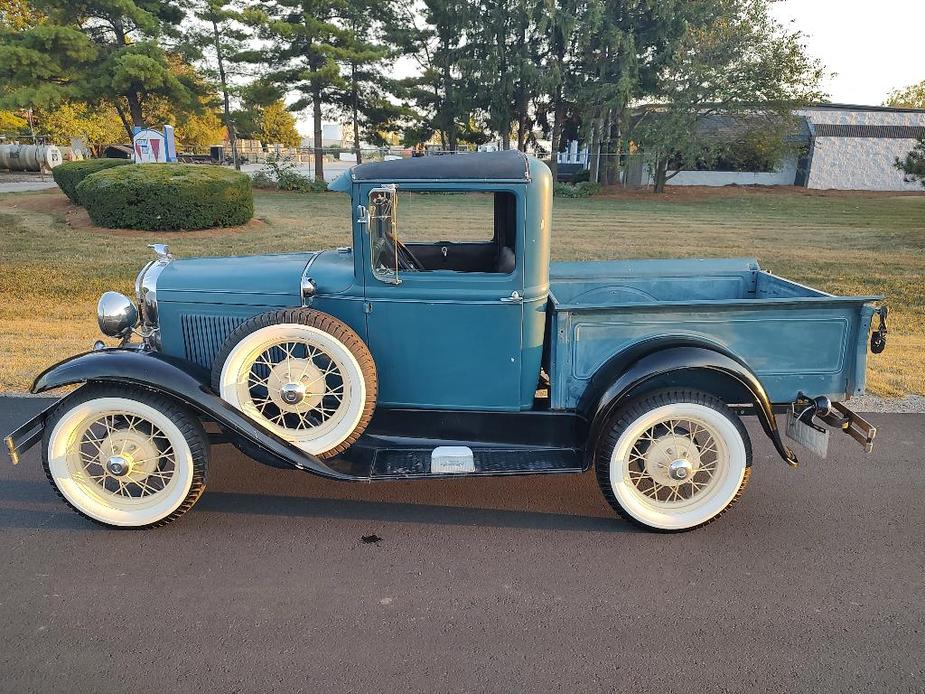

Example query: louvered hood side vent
[180,314,246,369]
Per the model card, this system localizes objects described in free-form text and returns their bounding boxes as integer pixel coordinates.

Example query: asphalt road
[1,396,922,693]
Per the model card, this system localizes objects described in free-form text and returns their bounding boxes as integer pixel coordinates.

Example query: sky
[296,1,925,136]
[769,0,923,105]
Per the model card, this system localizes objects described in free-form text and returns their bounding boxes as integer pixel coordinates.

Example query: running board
[329,443,584,480]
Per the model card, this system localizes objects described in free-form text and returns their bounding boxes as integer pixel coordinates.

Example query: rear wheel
[212,308,377,458]
[595,389,752,532]
[43,384,208,528]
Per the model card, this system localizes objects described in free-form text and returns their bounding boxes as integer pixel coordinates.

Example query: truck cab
[7,151,888,532]
[325,150,550,412]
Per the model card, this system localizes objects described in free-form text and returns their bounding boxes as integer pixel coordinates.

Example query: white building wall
[797,107,925,191]
[642,156,798,187]
[803,137,921,191]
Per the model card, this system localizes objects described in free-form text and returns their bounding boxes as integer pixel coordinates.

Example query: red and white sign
[133,129,167,164]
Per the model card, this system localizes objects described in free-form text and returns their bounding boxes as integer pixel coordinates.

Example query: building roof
[348,149,531,182]
[801,102,925,114]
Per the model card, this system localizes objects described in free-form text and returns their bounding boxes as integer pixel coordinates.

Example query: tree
[0,0,205,139]
[0,0,39,30]
[895,139,925,188]
[886,80,925,110]
[259,100,300,146]
[568,0,704,185]
[465,0,543,150]
[0,108,26,134]
[33,101,124,152]
[190,0,250,168]
[232,96,300,147]
[245,0,347,180]
[536,0,581,178]
[389,0,471,151]
[331,0,403,163]
[632,0,824,192]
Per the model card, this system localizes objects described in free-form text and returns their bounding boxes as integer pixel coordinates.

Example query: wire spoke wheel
[596,390,751,532]
[215,311,377,458]
[72,412,177,502]
[241,339,349,432]
[43,388,207,528]
[626,417,724,507]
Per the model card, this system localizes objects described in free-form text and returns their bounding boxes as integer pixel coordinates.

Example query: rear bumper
[787,394,877,456]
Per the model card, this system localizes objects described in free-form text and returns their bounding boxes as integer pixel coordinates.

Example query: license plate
[786,410,829,458]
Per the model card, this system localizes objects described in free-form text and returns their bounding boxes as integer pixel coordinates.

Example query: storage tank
[0,144,63,171]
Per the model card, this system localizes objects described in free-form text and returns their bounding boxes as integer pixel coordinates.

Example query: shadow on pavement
[0,478,637,533]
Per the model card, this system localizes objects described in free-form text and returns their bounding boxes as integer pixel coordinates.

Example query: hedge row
[75,163,254,231]
[52,158,131,202]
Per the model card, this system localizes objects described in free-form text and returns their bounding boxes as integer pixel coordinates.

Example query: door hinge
[363,301,372,314]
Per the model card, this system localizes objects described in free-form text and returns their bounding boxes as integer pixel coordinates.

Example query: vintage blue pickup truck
[6,150,888,531]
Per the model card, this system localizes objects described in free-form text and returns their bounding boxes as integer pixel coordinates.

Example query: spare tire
[211,308,377,458]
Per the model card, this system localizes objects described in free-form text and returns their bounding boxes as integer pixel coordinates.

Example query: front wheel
[595,389,752,532]
[43,385,208,528]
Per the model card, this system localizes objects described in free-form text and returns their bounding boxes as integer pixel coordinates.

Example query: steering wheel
[380,231,424,271]
[396,239,425,271]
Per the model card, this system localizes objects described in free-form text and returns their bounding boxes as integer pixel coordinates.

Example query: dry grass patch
[0,186,922,395]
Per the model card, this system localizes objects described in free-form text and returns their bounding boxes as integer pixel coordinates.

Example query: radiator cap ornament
[149,243,172,260]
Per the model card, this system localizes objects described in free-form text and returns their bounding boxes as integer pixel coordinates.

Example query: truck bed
[547,258,881,409]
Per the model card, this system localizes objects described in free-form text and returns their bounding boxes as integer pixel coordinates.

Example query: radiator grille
[180,314,246,369]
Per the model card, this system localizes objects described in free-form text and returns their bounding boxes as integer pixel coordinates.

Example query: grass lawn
[0,185,922,396]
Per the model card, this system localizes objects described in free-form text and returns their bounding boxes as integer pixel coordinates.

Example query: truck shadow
[0,479,639,533]
[196,491,638,533]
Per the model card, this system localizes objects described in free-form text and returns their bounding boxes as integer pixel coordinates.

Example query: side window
[396,190,517,274]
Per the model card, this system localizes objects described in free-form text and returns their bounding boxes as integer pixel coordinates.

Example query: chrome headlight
[97,292,138,337]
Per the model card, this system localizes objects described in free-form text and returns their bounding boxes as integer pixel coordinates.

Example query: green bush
[76,163,254,231]
[255,157,328,193]
[52,158,131,202]
[553,181,602,198]
[277,168,328,193]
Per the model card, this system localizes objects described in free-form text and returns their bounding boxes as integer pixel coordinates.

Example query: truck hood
[155,250,355,306]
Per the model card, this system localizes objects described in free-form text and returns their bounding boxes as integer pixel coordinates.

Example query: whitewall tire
[212,309,377,459]
[43,385,208,528]
[595,390,752,532]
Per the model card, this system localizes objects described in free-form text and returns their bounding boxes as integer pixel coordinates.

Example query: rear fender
[31,348,353,480]
[581,343,798,468]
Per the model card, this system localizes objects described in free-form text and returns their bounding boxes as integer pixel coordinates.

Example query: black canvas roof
[349,149,531,182]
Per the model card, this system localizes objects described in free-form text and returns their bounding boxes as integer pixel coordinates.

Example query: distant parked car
[6,151,887,531]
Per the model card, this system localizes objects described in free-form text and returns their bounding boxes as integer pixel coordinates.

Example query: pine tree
[332,0,403,163]
[245,0,347,180]
[0,0,206,139]
[389,0,471,151]
[190,0,251,168]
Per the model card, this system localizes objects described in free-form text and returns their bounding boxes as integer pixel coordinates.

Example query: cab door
[360,184,526,411]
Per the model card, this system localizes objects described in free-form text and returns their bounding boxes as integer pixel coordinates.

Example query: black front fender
[583,345,798,468]
[32,348,353,480]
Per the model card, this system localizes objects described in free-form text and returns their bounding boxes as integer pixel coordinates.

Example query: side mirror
[356,204,369,228]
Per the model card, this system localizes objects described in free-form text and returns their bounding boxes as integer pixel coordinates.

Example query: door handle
[500,291,523,304]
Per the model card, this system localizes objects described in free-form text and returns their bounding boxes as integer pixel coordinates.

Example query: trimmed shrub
[52,158,131,202]
[553,181,602,198]
[76,163,254,231]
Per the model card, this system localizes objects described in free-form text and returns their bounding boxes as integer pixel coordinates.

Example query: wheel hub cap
[668,458,693,481]
[106,454,132,477]
[267,358,326,413]
[280,382,307,405]
[644,434,702,486]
